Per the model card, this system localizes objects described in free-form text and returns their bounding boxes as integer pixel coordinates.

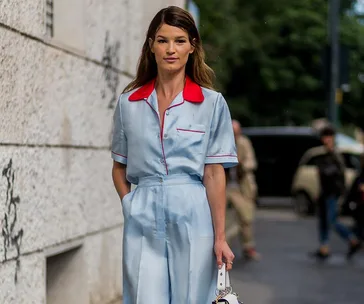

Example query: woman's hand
[214,239,235,271]
[112,161,130,199]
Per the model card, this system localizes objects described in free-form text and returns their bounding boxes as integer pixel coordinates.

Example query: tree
[196,0,364,127]
[340,8,364,128]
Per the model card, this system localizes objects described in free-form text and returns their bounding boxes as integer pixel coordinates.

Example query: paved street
[229,208,364,304]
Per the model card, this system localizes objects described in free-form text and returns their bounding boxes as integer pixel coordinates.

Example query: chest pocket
[175,124,206,155]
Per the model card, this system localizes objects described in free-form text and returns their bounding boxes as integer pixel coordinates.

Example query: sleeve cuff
[111,151,127,165]
[205,154,238,168]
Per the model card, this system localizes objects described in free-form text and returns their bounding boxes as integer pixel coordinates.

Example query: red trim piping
[160,110,168,175]
[168,100,185,110]
[206,154,237,158]
[161,100,185,174]
[144,99,186,175]
[144,99,169,175]
[176,128,205,134]
[112,151,127,158]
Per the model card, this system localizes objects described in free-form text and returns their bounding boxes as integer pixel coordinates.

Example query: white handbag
[212,263,243,303]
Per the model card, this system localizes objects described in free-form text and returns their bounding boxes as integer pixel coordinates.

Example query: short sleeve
[111,96,128,164]
[205,94,238,168]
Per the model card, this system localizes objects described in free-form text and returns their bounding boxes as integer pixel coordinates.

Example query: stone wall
[0,0,185,303]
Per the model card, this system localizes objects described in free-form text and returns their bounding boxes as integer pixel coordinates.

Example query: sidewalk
[230,208,364,304]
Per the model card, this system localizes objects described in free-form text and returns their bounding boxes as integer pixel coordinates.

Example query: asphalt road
[229,208,364,304]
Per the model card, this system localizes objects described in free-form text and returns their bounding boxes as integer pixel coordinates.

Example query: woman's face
[150,23,194,73]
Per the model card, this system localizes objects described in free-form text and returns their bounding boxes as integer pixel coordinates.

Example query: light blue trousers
[121,174,217,304]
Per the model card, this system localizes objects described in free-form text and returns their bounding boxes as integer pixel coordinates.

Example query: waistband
[137,174,202,187]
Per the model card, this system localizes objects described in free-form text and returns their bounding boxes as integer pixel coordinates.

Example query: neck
[155,69,186,99]
[325,145,334,152]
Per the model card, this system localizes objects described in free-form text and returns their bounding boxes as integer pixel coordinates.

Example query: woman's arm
[203,163,235,270]
[112,161,131,199]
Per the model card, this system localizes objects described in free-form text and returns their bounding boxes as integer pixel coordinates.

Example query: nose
[166,41,176,54]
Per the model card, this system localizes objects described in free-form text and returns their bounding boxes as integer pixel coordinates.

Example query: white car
[291,134,363,216]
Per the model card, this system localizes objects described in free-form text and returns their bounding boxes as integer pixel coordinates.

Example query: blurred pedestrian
[226,119,261,260]
[344,154,364,242]
[111,6,238,303]
[311,125,361,260]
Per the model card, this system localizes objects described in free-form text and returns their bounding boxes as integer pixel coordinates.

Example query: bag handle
[217,263,231,291]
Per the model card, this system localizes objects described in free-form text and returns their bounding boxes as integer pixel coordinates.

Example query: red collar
[128,76,204,103]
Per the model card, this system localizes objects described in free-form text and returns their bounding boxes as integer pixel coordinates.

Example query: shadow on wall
[101,31,121,110]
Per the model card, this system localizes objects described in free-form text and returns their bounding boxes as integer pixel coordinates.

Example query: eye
[176,39,187,44]
[157,39,167,43]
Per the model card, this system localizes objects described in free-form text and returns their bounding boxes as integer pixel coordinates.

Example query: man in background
[311,125,361,259]
[226,119,261,260]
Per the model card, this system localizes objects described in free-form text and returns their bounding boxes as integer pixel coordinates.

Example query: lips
[164,57,178,63]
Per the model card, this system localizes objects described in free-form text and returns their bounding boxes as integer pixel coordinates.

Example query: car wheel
[293,192,313,216]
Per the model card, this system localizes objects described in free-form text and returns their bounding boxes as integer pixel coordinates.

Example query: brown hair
[123,6,215,93]
[319,125,336,137]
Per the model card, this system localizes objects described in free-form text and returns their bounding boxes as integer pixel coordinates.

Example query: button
[163,134,168,139]
[160,158,165,164]
[166,110,170,116]
[159,178,163,183]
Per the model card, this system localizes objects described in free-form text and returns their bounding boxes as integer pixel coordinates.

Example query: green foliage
[340,12,364,128]
[195,0,364,128]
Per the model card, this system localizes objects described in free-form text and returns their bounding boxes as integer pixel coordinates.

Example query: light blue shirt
[111,77,238,184]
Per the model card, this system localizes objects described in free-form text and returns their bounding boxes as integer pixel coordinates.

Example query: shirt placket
[145,93,183,175]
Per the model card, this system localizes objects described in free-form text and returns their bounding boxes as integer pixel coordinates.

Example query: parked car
[291,135,363,216]
[243,127,322,199]
[243,126,363,214]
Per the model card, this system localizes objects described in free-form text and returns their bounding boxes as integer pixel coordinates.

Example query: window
[304,152,360,170]
[342,153,361,170]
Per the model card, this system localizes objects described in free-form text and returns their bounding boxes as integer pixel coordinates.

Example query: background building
[0,0,185,303]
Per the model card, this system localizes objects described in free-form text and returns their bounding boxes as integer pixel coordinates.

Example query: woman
[111,6,238,303]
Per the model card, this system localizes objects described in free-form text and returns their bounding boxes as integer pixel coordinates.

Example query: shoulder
[305,146,327,157]
[201,87,219,99]
[299,146,326,164]
[116,88,139,108]
[201,88,229,113]
[201,88,225,104]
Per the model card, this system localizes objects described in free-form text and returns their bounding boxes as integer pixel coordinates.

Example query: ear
[189,38,196,54]
[149,38,154,53]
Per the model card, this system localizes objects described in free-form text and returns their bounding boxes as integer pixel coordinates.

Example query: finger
[231,253,235,261]
[216,251,223,269]
[226,260,233,271]
[224,254,235,263]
